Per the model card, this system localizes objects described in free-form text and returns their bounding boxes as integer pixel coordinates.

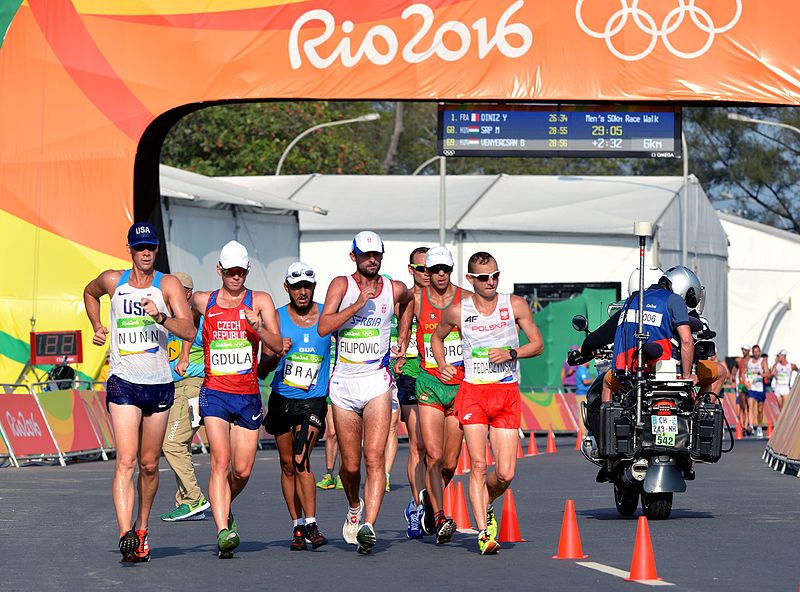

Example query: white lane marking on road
[577,562,674,586]
[456,528,478,534]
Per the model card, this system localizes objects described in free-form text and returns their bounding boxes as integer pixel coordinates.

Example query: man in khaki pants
[160,272,211,522]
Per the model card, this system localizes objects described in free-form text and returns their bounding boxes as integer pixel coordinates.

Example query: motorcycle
[568,313,731,520]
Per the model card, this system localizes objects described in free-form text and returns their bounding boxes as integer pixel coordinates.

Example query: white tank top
[460,293,520,384]
[745,357,764,392]
[774,361,792,387]
[109,270,171,384]
[333,275,394,377]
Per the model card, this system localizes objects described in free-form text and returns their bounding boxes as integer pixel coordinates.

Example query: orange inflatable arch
[1,0,799,387]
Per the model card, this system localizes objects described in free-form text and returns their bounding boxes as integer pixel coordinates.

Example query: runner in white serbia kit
[83,222,196,563]
[318,231,414,555]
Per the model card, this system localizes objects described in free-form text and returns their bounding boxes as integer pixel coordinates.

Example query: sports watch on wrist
[509,348,518,360]
[157,312,168,325]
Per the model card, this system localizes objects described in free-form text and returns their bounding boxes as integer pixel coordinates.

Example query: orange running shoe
[133,529,151,562]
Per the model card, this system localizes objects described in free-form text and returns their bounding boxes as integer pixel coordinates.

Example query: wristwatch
[156,312,168,325]
[509,348,518,360]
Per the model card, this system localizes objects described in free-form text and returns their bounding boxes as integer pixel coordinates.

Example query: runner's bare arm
[83,270,121,346]
[432,301,461,382]
[318,276,373,336]
[148,274,196,341]
[509,294,544,360]
[258,336,292,379]
[393,280,413,357]
[250,291,283,355]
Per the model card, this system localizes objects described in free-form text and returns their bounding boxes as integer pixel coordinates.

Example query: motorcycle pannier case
[599,402,632,459]
[690,402,723,462]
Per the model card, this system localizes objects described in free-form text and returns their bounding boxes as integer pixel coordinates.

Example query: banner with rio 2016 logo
[0,394,59,458]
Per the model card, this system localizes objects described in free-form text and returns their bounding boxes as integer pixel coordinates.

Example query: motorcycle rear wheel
[614,483,639,517]
[641,492,673,520]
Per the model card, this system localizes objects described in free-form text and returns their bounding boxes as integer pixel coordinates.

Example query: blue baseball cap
[127,222,159,246]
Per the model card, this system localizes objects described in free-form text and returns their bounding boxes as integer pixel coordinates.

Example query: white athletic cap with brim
[172,272,193,290]
[426,246,454,268]
[741,344,751,351]
[778,348,787,356]
[219,240,250,269]
[352,231,384,254]
[285,261,316,284]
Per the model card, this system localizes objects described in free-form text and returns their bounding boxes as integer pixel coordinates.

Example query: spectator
[575,361,593,396]
[561,346,578,393]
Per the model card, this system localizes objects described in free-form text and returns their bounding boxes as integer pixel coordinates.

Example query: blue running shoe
[404,500,423,539]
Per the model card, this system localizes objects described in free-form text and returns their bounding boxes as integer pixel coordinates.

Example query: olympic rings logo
[575,0,742,61]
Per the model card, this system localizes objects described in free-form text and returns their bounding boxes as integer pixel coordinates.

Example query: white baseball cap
[778,349,787,356]
[352,231,384,255]
[426,246,454,269]
[741,344,751,351]
[218,240,250,269]
[285,261,316,284]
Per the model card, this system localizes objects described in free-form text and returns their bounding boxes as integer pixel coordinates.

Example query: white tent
[222,173,729,354]
[719,212,800,359]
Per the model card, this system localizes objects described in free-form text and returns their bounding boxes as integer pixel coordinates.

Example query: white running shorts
[329,367,396,413]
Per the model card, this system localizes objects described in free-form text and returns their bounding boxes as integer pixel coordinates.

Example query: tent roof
[718,211,800,244]
[221,174,688,236]
[160,165,326,214]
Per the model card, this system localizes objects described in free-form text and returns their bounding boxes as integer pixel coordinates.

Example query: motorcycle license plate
[651,415,677,447]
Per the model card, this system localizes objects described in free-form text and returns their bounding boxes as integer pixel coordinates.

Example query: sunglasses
[221,267,248,278]
[131,243,158,252]
[467,270,500,282]
[409,263,428,272]
[427,264,453,275]
[289,269,315,279]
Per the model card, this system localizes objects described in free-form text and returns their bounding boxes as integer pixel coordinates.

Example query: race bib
[187,396,201,429]
[117,317,160,355]
[469,346,515,384]
[209,339,253,375]
[777,372,790,386]
[339,327,383,363]
[283,352,323,390]
[390,329,418,358]
[423,332,463,368]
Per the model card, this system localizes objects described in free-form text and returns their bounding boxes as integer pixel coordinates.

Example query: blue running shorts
[106,374,174,416]
[199,386,263,430]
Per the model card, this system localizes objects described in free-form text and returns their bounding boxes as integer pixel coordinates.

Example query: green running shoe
[478,529,500,555]
[486,505,498,541]
[217,528,240,559]
[356,522,376,554]
[160,497,210,522]
[335,475,344,490]
[316,473,335,490]
[227,512,238,535]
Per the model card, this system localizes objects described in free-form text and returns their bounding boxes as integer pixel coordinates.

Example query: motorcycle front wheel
[641,492,673,520]
[614,482,639,517]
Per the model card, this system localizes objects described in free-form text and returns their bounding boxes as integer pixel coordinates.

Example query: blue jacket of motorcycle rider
[612,285,690,373]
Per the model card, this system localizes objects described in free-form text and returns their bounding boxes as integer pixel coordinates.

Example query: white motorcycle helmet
[659,265,705,313]
[627,266,664,296]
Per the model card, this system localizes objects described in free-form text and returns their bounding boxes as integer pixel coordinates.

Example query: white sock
[305,517,316,524]
[293,518,305,528]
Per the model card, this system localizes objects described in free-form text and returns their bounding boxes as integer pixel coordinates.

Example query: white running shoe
[756,426,764,439]
[342,498,364,545]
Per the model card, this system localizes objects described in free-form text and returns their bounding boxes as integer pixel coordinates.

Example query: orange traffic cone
[486,442,495,466]
[443,482,454,517]
[456,440,471,475]
[574,430,582,451]
[552,499,587,559]
[546,430,558,453]
[735,422,743,440]
[527,434,539,456]
[626,516,661,582]
[497,488,525,542]
[452,481,473,530]
[517,438,525,459]
[767,421,773,438]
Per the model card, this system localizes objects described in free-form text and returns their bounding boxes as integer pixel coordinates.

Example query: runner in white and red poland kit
[318,231,414,554]
[83,222,196,563]
[191,240,282,559]
[432,251,544,555]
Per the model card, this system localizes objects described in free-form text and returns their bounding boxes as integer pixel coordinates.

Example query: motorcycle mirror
[572,315,588,333]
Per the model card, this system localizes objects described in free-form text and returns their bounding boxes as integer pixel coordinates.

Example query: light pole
[727,112,800,137]
[275,113,380,176]
[412,155,447,246]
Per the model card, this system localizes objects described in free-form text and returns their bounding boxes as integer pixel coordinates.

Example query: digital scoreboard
[437,104,681,159]
[29,330,83,366]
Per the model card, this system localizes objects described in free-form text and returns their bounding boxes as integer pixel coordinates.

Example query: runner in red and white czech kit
[191,240,282,558]
[432,251,543,555]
